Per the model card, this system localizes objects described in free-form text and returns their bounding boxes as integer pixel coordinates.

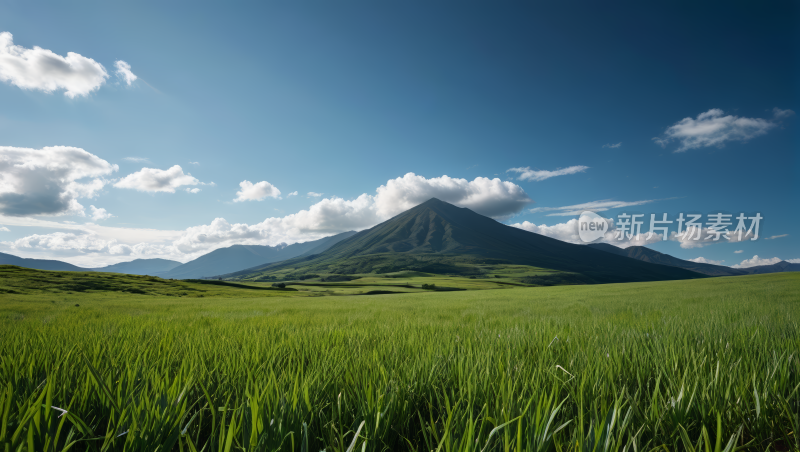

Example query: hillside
[226,198,704,284]
[161,230,357,279]
[92,258,182,275]
[0,251,85,272]
[586,243,746,276]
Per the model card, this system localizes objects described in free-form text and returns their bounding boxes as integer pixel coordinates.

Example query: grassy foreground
[0,271,798,451]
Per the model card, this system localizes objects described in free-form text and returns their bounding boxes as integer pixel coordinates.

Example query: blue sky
[0,0,796,267]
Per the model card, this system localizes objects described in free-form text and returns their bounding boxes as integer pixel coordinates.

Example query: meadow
[0,267,797,451]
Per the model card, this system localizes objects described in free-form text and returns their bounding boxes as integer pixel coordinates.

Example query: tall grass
[0,273,797,451]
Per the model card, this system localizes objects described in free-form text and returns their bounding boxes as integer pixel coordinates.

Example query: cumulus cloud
[186,188,201,194]
[669,225,755,249]
[307,192,323,198]
[114,60,137,85]
[764,234,788,240]
[507,165,589,182]
[114,165,200,193]
[654,108,789,152]
[530,198,663,217]
[734,250,743,253]
[602,142,622,148]
[287,191,298,197]
[0,32,109,98]
[0,226,9,232]
[89,205,112,221]
[189,161,200,165]
[234,180,281,202]
[688,257,725,265]
[0,146,118,217]
[510,217,663,248]
[731,255,784,269]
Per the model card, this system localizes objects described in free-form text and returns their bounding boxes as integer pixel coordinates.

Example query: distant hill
[161,231,357,279]
[0,252,86,272]
[92,258,182,275]
[738,260,800,275]
[225,198,704,284]
[586,243,746,277]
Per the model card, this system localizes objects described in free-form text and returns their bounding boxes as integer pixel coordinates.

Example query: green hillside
[228,198,705,284]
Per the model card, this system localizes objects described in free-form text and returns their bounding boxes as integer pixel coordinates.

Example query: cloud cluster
[654,108,792,152]
[234,180,281,202]
[114,165,200,193]
[507,165,589,182]
[688,257,724,265]
[0,146,118,216]
[2,172,533,264]
[89,205,112,221]
[0,32,109,98]
[731,255,783,268]
[509,217,663,248]
[114,60,137,85]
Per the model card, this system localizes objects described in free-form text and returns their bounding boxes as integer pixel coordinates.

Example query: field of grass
[0,268,798,451]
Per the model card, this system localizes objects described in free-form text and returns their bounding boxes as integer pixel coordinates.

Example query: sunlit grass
[0,271,797,451]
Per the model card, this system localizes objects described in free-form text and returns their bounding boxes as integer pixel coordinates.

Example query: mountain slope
[738,260,800,275]
[228,198,704,284]
[0,252,86,272]
[92,258,182,275]
[161,231,357,279]
[586,243,746,276]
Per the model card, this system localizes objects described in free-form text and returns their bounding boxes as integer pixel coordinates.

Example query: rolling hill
[224,198,705,284]
[738,260,800,274]
[92,258,182,275]
[586,243,746,276]
[160,231,357,279]
[0,252,85,272]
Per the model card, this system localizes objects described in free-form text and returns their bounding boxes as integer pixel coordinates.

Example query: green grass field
[0,267,798,451]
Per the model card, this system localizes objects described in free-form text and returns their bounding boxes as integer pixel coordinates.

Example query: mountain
[0,252,85,272]
[160,231,357,279]
[586,243,747,277]
[92,258,182,275]
[225,198,704,284]
[738,260,800,275]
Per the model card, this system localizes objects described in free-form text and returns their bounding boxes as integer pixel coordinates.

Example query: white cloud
[0,146,118,217]
[602,142,622,148]
[510,217,663,248]
[688,257,725,265]
[530,198,662,217]
[669,225,755,249]
[731,255,783,269]
[307,192,324,198]
[764,234,788,240]
[0,32,109,98]
[114,165,200,193]
[654,108,786,152]
[89,205,112,221]
[1,172,532,265]
[189,161,200,165]
[123,157,149,163]
[772,108,795,119]
[734,250,743,254]
[114,60,137,85]
[234,180,281,202]
[0,226,9,232]
[186,188,201,194]
[287,191,298,197]
[507,165,589,182]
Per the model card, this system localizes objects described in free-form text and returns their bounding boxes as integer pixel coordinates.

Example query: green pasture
[0,267,797,451]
